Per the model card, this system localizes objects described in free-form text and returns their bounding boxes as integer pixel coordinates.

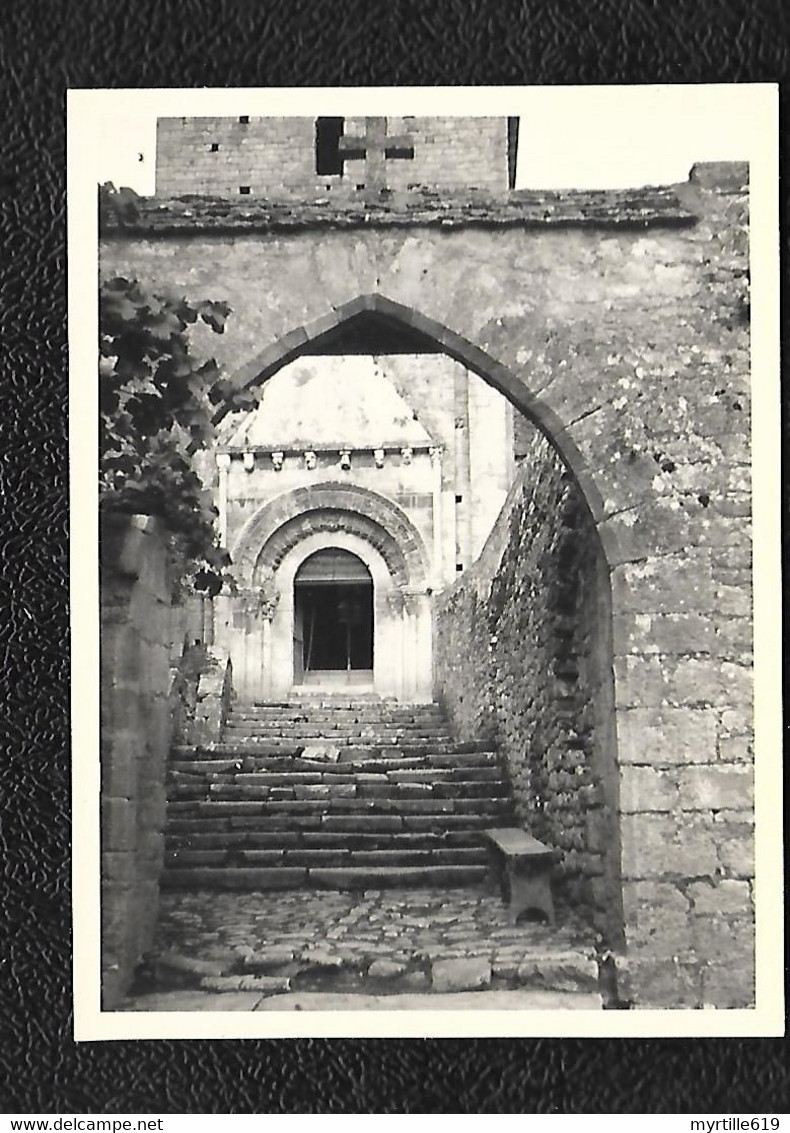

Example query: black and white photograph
[69,85,781,1040]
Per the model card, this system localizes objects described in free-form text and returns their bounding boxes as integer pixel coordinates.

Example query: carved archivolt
[234,482,430,590]
[255,510,409,589]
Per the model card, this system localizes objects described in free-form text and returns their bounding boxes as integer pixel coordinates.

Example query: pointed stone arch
[214,293,609,542]
[214,294,624,947]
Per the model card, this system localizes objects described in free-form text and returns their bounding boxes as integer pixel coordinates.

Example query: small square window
[239,116,249,124]
[456,563,464,573]
[455,494,463,504]
[239,186,251,195]
[356,184,365,191]
[210,143,219,152]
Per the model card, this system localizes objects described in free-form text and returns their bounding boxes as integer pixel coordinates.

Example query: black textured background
[2,0,788,1114]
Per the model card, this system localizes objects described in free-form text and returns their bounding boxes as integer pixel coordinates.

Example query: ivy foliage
[99,272,259,574]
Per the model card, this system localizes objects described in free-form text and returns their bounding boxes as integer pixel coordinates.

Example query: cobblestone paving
[149,885,600,997]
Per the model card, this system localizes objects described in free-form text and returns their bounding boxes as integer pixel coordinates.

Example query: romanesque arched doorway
[216,490,433,703]
[293,548,374,688]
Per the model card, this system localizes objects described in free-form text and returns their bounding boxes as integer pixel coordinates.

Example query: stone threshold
[120,988,604,1012]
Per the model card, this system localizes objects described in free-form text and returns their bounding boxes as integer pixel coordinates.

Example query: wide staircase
[164,694,515,890]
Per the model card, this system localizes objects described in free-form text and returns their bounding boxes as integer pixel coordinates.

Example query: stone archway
[213,300,624,948]
[215,484,434,703]
[101,164,756,1005]
[215,293,609,539]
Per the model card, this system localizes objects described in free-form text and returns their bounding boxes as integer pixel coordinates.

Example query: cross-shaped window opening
[315,118,345,176]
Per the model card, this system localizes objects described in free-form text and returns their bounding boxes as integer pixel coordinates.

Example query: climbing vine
[99,270,258,585]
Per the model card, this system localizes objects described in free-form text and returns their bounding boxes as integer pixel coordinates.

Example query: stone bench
[483,827,556,925]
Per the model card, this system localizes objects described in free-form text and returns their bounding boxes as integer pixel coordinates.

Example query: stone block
[431,957,492,993]
[367,959,407,980]
[620,956,701,1008]
[687,878,752,917]
[101,851,136,884]
[712,808,754,827]
[719,707,752,737]
[101,797,136,852]
[294,784,332,800]
[613,612,714,655]
[672,817,722,878]
[715,827,754,878]
[625,910,694,955]
[662,658,751,708]
[621,879,689,922]
[139,643,171,694]
[679,764,753,810]
[712,618,752,653]
[700,963,754,1008]
[613,656,668,708]
[620,814,718,879]
[101,622,141,682]
[713,584,752,618]
[101,682,142,734]
[619,766,679,812]
[717,734,753,762]
[101,731,139,798]
[611,554,715,615]
[692,915,754,965]
[517,954,600,993]
[155,951,230,978]
[619,814,675,878]
[147,697,174,757]
[617,707,717,765]
[100,883,135,953]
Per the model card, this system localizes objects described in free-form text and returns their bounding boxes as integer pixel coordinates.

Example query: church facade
[100,114,755,1009]
[213,350,515,703]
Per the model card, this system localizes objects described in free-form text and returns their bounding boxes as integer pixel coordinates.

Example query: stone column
[403,588,431,702]
[454,367,472,571]
[261,616,272,701]
[384,587,406,700]
[215,453,231,546]
[429,445,443,588]
[259,586,279,702]
[418,590,434,703]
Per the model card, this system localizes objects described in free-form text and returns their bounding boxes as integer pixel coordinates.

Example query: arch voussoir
[233,481,430,590]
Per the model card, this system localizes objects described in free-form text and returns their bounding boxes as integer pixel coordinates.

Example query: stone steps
[170,786,509,805]
[171,750,500,773]
[229,709,448,722]
[171,740,494,758]
[223,729,454,743]
[167,810,506,836]
[169,772,509,796]
[166,846,487,869]
[234,713,447,726]
[161,864,490,890]
[166,829,486,851]
[168,797,512,818]
[162,698,515,891]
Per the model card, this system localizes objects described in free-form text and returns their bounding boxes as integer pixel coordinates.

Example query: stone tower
[155,115,520,199]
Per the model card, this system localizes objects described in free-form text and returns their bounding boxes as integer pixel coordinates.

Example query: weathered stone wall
[155,116,509,199]
[100,162,754,1007]
[434,431,622,942]
[100,514,172,1007]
